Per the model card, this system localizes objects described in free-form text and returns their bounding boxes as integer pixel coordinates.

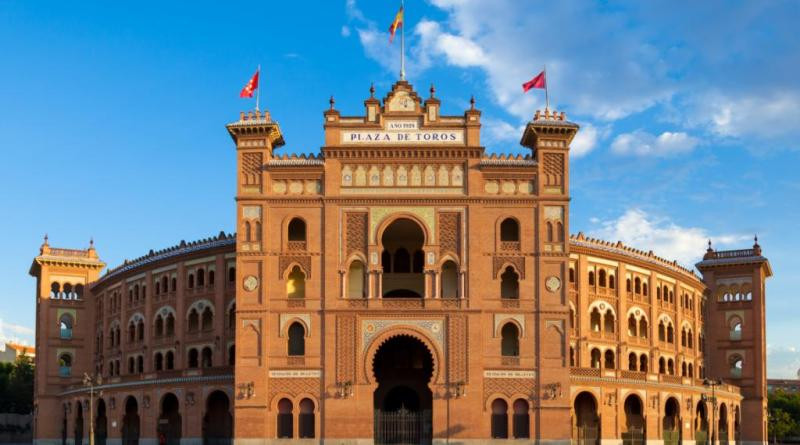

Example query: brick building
[30,80,770,444]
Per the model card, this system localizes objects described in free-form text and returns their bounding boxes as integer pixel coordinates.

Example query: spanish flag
[388,5,403,43]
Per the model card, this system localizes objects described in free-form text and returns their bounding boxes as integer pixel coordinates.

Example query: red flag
[522,70,546,92]
[239,69,259,98]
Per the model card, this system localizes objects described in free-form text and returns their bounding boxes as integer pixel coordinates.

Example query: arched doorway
[663,397,681,445]
[718,403,729,445]
[373,335,433,444]
[158,393,182,445]
[695,401,709,445]
[74,401,84,445]
[95,399,108,445]
[121,396,139,445]
[622,395,644,444]
[203,391,232,445]
[573,392,599,445]
[381,218,425,299]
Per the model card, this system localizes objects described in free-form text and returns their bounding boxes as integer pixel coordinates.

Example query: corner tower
[521,109,579,439]
[697,238,771,444]
[29,237,105,442]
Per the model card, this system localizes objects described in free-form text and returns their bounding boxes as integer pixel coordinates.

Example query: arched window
[628,352,638,371]
[155,315,164,337]
[298,398,315,439]
[166,351,174,370]
[730,355,743,378]
[166,313,175,336]
[59,314,74,339]
[171,277,177,292]
[500,267,519,299]
[604,350,615,369]
[137,355,143,373]
[682,362,687,376]
[681,328,687,347]
[627,315,637,337]
[591,348,601,369]
[228,267,236,283]
[639,318,648,338]
[137,320,144,341]
[197,269,205,287]
[730,317,743,341]
[58,353,72,377]
[244,221,252,242]
[64,283,73,299]
[201,307,213,331]
[75,284,84,299]
[155,281,161,295]
[659,357,666,374]
[128,323,136,343]
[155,353,164,371]
[208,270,215,286]
[381,250,392,273]
[590,308,601,332]
[393,248,410,273]
[604,312,615,334]
[512,399,530,439]
[588,271,595,286]
[569,307,576,330]
[188,349,199,368]
[188,273,195,289]
[598,269,607,287]
[491,399,509,439]
[188,309,200,332]
[643,282,648,296]
[277,398,293,439]
[288,218,307,242]
[201,347,212,368]
[688,363,694,378]
[658,322,666,342]
[569,268,575,283]
[570,347,575,366]
[500,323,520,357]
[50,282,60,298]
[634,277,641,294]
[162,276,169,293]
[639,354,648,373]
[667,324,674,343]
[668,359,675,375]
[286,266,306,299]
[609,274,615,289]
[228,344,235,366]
[128,357,135,374]
[556,222,565,242]
[288,322,305,356]
[412,249,424,273]
[499,218,519,242]
[255,221,262,241]
[545,221,554,242]
[441,260,458,298]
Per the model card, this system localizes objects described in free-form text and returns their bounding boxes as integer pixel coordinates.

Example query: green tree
[769,389,800,442]
[769,408,796,443]
[9,353,34,414]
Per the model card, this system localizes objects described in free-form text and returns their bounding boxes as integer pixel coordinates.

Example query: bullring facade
[31,80,771,444]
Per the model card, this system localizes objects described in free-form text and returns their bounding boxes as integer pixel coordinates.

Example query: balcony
[287,241,307,252]
[59,366,71,377]
[501,356,520,367]
[500,241,520,251]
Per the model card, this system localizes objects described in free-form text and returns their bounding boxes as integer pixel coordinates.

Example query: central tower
[228,80,578,442]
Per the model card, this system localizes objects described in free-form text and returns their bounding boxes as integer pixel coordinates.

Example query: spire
[329,96,336,110]
[429,84,436,98]
[43,234,49,246]
[370,83,375,98]
[470,95,476,110]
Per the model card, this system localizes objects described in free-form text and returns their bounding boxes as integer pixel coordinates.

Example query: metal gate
[573,426,599,445]
[663,431,680,445]
[622,428,644,445]
[374,408,431,445]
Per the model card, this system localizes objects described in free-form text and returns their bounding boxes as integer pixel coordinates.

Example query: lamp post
[703,378,721,445]
[83,373,102,445]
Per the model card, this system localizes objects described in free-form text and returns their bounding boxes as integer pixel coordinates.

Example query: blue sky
[1,1,798,377]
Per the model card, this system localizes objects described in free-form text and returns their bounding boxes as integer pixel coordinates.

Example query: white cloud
[570,123,608,158]
[767,345,800,379]
[588,208,747,268]
[482,118,524,145]
[689,91,800,140]
[0,319,34,345]
[341,26,351,37]
[610,130,700,157]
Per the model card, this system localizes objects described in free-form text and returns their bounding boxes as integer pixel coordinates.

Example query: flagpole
[544,64,549,111]
[255,64,261,112]
[400,0,405,80]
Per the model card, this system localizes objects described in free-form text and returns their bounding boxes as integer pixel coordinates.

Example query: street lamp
[703,378,722,444]
[83,373,103,445]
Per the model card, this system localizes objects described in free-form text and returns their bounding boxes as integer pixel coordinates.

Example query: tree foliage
[769,389,800,441]
[0,353,34,414]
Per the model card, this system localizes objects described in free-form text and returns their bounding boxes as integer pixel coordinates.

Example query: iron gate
[374,408,432,445]
[622,427,644,445]
[573,426,599,445]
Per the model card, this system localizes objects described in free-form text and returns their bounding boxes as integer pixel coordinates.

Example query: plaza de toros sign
[341,120,464,145]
